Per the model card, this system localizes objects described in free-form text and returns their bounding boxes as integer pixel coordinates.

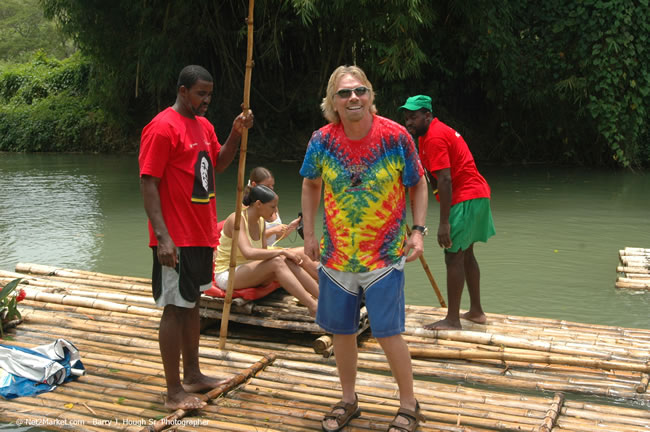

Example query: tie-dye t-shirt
[300,115,424,273]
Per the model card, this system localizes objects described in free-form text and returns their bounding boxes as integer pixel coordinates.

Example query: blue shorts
[316,259,406,338]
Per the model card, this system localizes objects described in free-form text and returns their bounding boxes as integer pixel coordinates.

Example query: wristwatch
[411,225,428,235]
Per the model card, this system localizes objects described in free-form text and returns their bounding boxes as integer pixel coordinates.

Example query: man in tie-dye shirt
[301,65,428,432]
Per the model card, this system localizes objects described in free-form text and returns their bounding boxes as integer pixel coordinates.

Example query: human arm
[404,175,428,262]
[264,214,300,242]
[434,168,452,248]
[234,217,302,264]
[140,175,177,267]
[214,109,254,173]
[301,177,322,262]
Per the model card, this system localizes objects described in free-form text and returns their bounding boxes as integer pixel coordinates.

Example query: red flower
[15,289,26,303]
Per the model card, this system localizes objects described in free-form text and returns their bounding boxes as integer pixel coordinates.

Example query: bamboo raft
[617,247,650,291]
[0,263,649,431]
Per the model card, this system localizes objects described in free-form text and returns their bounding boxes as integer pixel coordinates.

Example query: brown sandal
[322,393,361,432]
[386,400,425,432]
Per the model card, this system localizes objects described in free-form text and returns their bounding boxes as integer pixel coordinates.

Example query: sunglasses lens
[337,89,353,98]
[354,87,367,96]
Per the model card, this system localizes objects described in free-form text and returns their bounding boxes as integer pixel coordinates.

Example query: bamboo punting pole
[405,224,447,307]
[219,0,255,350]
[144,354,275,432]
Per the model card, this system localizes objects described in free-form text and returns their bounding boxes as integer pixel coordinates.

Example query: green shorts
[447,198,495,253]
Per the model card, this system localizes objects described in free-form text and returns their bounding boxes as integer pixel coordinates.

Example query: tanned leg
[181,303,226,393]
[424,249,466,330]
[322,334,358,431]
[159,305,206,411]
[377,334,418,431]
[461,244,486,324]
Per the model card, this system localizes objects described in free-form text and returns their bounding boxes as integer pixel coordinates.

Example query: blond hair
[320,65,377,124]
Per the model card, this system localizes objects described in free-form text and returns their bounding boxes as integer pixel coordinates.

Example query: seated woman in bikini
[213,184,318,316]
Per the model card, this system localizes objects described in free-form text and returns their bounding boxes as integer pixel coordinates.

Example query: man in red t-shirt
[139,65,253,411]
[399,95,495,330]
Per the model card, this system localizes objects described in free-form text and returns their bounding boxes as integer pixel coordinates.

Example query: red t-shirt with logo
[139,107,221,247]
[418,118,490,205]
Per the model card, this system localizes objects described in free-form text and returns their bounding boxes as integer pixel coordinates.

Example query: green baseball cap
[398,95,432,112]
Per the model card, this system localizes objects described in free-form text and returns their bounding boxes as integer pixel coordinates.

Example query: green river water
[1,153,649,330]
[0,153,649,430]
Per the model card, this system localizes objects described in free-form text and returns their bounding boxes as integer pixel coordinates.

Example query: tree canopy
[0,0,72,62]
[5,0,647,167]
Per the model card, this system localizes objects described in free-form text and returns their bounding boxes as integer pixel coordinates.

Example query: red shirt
[418,118,490,205]
[139,107,221,247]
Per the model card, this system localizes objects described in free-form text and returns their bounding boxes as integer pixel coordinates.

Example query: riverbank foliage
[1,0,648,167]
[0,52,129,152]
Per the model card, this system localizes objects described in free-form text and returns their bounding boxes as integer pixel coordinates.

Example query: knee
[445,251,464,266]
[269,255,289,271]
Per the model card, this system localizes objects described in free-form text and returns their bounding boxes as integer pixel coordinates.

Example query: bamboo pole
[616,278,650,290]
[15,262,151,284]
[536,392,564,432]
[219,0,256,350]
[408,346,650,373]
[143,353,275,432]
[618,265,650,274]
[406,224,447,307]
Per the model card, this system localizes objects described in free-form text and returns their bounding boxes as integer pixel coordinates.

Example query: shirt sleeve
[139,123,172,178]
[209,126,221,167]
[299,130,323,179]
[401,132,424,188]
[422,133,450,173]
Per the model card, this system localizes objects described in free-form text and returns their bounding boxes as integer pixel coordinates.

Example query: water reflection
[0,164,102,271]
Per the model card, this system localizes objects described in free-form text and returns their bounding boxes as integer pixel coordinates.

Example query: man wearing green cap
[399,95,496,330]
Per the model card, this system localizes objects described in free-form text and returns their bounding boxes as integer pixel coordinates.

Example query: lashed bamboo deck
[617,247,650,290]
[0,263,649,431]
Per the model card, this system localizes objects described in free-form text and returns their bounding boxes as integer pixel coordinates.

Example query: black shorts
[151,246,213,307]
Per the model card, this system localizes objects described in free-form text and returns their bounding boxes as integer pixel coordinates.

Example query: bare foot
[423,318,462,330]
[461,311,487,324]
[182,373,227,393]
[164,392,207,411]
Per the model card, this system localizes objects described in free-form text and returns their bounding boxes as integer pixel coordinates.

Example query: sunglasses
[335,86,369,99]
